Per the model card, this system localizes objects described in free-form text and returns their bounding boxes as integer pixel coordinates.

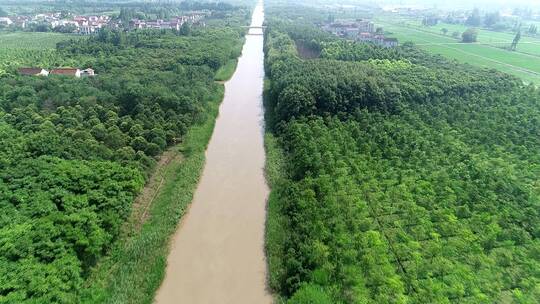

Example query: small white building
[0,17,13,26]
[81,68,95,77]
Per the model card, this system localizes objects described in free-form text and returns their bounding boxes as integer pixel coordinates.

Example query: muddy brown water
[153,2,272,303]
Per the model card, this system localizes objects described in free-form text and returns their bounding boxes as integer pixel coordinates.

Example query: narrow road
[154,1,272,303]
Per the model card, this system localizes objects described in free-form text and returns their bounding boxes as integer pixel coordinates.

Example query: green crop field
[395,18,540,57]
[376,16,540,84]
[0,32,84,76]
[0,32,82,49]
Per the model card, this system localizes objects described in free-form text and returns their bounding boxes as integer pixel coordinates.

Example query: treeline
[0,0,246,16]
[264,6,540,304]
[0,24,245,303]
[116,2,239,24]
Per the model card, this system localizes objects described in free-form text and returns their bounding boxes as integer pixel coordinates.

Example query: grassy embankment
[214,36,246,82]
[214,58,239,81]
[80,84,225,304]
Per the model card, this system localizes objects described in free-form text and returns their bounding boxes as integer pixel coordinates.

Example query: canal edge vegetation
[214,58,239,81]
[80,86,224,304]
[214,36,245,82]
[264,131,288,304]
[263,77,289,304]
[264,79,330,304]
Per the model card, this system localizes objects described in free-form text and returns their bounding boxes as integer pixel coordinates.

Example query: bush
[288,284,333,304]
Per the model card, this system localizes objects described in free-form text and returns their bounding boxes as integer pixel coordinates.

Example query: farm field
[0,32,83,75]
[376,16,540,84]
[0,31,82,49]
[397,18,540,57]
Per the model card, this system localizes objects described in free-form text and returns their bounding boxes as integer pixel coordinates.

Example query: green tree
[466,8,482,27]
[276,84,316,121]
[484,12,500,28]
[462,28,478,43]
[288,284,333,304]
[511,30,521,51]
[179,22,191,36]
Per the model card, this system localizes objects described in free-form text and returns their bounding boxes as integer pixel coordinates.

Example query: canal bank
[154,1,271,303]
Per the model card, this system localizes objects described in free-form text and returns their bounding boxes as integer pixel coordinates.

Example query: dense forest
[0,7,248,303]
[264,4,540,304]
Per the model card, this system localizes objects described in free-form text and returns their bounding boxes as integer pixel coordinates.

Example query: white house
[0,17,13,26]
[81,68,95,77]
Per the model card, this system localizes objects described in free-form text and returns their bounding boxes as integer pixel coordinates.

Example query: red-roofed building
[18,68,49,76]
[50,68,81,77]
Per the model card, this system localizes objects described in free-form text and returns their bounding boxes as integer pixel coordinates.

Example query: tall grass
[214,58,239,81]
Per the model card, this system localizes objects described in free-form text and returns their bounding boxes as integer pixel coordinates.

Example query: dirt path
[153,2,272,303]
[82,148,183,291]
[125,149,183,233]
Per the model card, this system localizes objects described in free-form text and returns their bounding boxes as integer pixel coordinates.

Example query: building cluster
[129,12,206,30]
[325,19,375,38]
[382,6,430,16]
[69,15,111,35]
[0,16,31,28]
[323,19,399,48]
[18,67,95,78]
[0,13,111,34]
[358,33,398,47]
[0,11,207,34]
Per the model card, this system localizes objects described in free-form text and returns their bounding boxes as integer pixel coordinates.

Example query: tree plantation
[0,10,247,303]
[264,4,540,304]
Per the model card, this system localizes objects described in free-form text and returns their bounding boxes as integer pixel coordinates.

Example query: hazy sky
[370,0,539,10]
[299,0,540,10]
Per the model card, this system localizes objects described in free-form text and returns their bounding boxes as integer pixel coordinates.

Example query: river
[153,2,271,303]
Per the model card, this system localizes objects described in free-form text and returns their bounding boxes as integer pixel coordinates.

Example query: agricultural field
[375,15,540,84]
[0,32,83,76]
[395,18,540,57]
[0,31,82,49]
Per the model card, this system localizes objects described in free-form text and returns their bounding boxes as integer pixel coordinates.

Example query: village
[129,13,206,31]
[322,19,399,48]
[0,11,207,34]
